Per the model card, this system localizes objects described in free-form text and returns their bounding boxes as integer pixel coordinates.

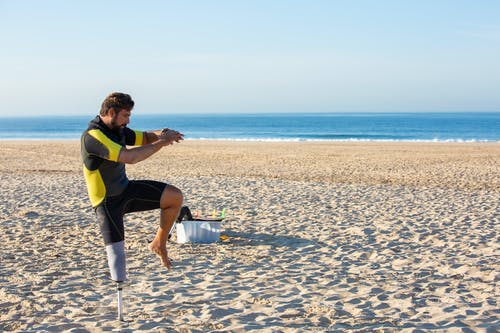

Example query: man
[81,92,184,282]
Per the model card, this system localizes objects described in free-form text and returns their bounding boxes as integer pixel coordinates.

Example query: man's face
[110,109,131,132]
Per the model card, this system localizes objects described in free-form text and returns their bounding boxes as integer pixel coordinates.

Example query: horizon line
[0,110,499,119]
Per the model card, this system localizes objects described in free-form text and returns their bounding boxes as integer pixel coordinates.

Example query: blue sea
[0,112,498,142]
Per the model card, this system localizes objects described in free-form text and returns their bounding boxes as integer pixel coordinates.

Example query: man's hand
[159,128,184,145]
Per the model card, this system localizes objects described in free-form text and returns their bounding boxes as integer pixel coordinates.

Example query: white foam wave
[185,137,497,143]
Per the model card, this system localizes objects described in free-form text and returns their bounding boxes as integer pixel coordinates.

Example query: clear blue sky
[1,0,499,116]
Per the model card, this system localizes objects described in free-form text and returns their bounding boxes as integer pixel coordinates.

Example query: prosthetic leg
[117,282,124,321]
[103,207,190,321]
[105,241,126,321]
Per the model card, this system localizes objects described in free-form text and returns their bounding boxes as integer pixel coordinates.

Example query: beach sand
[0,140,498,332]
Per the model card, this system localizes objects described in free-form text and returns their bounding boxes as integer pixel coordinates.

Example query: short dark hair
[100,92,134,116]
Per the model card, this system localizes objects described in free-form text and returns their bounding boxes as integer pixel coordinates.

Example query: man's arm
[118,129,183,164]
[143,130,162,145]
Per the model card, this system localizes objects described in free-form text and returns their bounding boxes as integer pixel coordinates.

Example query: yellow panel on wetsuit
[133,130,144,146]
[87,129,122,162]
[82,165,106,207]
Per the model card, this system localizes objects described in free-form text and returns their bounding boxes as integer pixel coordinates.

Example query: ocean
[0,112,498,142]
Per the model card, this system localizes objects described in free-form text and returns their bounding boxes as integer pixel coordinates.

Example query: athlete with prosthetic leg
[81,92,184,282]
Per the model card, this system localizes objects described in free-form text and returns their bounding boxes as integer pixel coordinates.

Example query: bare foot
[149,242,173,269]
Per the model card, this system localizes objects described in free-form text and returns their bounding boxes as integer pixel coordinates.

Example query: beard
[110,115,126,133]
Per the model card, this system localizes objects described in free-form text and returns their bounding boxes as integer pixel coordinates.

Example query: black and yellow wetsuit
[81,116,144,207]
[81,116,167,244]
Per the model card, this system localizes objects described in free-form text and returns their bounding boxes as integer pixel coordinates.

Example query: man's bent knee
[160,185,183,209]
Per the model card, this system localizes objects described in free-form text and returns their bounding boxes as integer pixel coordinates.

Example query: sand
[0,140,498,332]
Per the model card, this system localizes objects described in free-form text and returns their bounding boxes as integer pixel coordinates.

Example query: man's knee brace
[105,241,126,282]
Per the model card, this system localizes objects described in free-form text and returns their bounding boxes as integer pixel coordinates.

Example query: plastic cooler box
[176,220,221,243]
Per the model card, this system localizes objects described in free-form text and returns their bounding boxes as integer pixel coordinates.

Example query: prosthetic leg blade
[117,282,124,322]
